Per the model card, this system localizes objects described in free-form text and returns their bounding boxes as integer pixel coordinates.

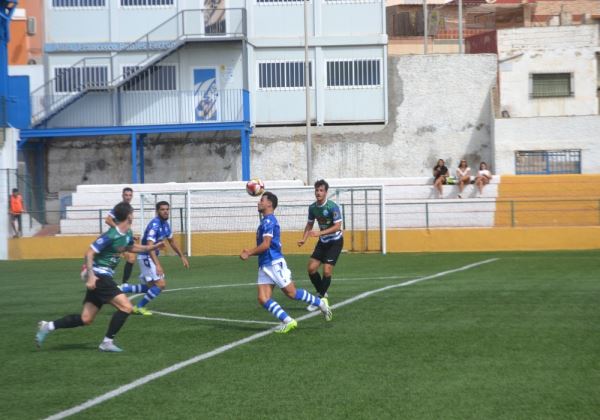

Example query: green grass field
[1,251,599,419]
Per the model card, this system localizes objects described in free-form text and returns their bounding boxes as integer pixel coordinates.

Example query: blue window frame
[515,150,581,175]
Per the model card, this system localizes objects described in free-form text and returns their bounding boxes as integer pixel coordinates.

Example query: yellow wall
[9,227,600,259]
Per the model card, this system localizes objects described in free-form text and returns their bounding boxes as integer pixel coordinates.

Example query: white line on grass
[164,274,420,293]
[45,258,498,420]
[153,311,279,325]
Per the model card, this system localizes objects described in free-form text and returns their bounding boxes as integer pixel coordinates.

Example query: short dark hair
[156,201,170,211]
[262,191,278,210]
[12,188,18,194]
[314,179,329,191]
[112,202,133,222]
[122,187,133,194]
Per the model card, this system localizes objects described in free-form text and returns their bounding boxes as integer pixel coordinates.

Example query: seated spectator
[456,159,471,199]
[475,162,493,197]
[433,159,449,198]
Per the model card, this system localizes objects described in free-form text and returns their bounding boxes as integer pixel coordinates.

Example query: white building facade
[37,0,388,128]
[494,24,600,175]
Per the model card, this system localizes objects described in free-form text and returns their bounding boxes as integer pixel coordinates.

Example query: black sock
[322,276,332,296]
[122,262,134,283]
[53,314,84,329]
[309,272,323,296]
[105,311,130,339]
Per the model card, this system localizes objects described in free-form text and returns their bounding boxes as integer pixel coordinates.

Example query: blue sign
[194,68,218,122]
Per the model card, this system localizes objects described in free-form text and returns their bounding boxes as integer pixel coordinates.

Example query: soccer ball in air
[246,178,265,196]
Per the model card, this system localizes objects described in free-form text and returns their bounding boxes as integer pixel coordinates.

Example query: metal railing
[32,89,247,128]
[31,8,247,125]
[387,198,600,229]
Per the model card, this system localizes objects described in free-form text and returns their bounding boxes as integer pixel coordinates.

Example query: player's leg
[121,252,136,284]
[257,266,296,333]
[119,255,149,293]
[99,294,133,352]
[36,302,100,348]
[134,278,165,315]
[319,236,343,304]
[130,256,162,315]
[271,260,332,323]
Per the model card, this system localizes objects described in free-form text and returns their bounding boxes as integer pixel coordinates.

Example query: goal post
[139,185,386,257]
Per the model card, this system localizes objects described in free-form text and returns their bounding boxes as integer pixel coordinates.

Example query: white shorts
[137,255,164,283]
[257,258,292,289]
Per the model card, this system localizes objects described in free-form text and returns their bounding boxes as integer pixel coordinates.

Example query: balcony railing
[32,89,247,128]
[31,8,247,126]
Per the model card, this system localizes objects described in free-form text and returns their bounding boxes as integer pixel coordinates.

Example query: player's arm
[167,237,189,268]
[309,220,342,238]
[297,220,315,247]
[83,247,98,290]
[240,235,271,260]
[127,241,164,254]
[104,212,117,228]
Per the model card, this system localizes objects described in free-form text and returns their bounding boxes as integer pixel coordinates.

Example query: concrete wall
[494,115,600,174]
[43,54,497,191]
[498,24,600,118]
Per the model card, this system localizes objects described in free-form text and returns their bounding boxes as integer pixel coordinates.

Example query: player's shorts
[83,273,123,308]
[311,236,344,266]
[257,258,292,289]
[137,255,165,283]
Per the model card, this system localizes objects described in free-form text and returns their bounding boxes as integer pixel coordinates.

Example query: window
[53,0,106,7]
[531,73,572,98]
[54,66,108,92]
[515,150,581,175]
[326,59,381,88]
[258,61,312,90]
[122,65,177,91]
[120,0,174,6]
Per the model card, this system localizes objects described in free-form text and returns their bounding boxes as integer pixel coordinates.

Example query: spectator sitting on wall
[475,162,493,198]
[456,159,472,199]
[433,159,450,198]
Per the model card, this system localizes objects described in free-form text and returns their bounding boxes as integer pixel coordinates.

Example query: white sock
[48,321,56,331]
[102,337,113,344]
[283,316,293,324]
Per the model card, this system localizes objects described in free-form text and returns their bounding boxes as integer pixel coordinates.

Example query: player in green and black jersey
[35,202,164,353]
[297,179,343,311]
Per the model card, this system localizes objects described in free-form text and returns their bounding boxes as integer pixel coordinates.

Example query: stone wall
[43,54,498,192]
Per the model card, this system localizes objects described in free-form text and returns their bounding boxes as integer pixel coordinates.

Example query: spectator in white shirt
[475,162,492,197]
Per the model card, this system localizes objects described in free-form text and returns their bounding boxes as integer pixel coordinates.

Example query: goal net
[140,185,386,257]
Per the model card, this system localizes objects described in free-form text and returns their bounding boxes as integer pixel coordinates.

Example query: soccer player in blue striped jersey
[240,191,332,333]
[120,201,189,315]
[298,179,343,311]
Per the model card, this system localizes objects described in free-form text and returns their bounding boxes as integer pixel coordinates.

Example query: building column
[139,134,145,184]
[241,128,250,181]
[131,132,138,184]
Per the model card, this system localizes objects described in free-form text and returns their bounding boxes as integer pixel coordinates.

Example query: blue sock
[294,288,321,307]
[137,285,162,308]
[263,299,289,322]
[121,284,148,294]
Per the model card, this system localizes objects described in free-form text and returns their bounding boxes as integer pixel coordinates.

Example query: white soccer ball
[246,178,265,196]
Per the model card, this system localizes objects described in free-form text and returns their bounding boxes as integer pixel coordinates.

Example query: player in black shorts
[298,180,344,311]
[35,202,163,352]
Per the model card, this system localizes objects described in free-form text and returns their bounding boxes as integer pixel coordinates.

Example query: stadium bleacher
[59,177,500,234]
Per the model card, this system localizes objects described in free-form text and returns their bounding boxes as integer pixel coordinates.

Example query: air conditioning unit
[27,17,36,36]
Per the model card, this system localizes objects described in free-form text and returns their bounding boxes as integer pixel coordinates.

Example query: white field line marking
[164,274,420,293]
[45,258,498,420]
[153,311,279,325]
